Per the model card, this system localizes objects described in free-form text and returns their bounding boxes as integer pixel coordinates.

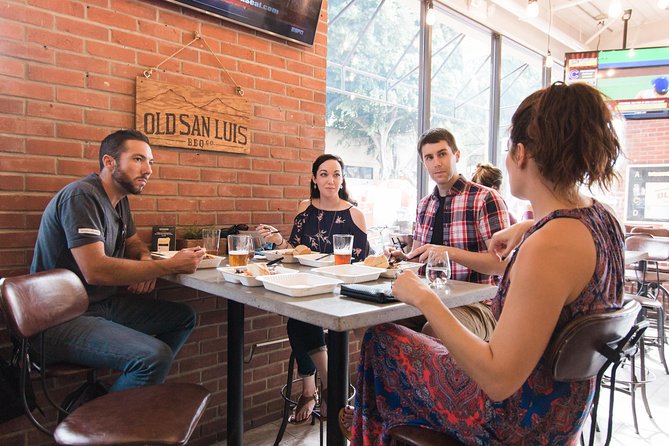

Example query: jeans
[36,294,197,392]
[287,318,326,376]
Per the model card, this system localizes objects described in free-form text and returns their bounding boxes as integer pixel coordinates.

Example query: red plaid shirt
[413,175,510,285]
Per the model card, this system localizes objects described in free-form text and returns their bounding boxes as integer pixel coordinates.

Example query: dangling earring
[340,185,343,189]
[313,184,317,189]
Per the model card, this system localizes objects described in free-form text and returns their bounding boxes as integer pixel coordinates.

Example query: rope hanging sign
[135,32,250,153]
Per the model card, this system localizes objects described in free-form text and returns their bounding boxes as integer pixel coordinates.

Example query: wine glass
[426,249,451,289]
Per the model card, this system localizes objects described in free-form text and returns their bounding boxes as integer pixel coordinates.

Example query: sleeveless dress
[350,200,624,446]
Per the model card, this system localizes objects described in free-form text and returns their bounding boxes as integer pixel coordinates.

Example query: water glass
[202,228,221,256]
[426,249,451,289]
[228,234,252,267]
[333,234,354,265]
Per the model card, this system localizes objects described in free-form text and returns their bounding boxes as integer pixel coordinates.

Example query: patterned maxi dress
[350,200,624,446]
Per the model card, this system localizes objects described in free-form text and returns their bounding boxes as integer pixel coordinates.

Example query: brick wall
[0,1,366,445]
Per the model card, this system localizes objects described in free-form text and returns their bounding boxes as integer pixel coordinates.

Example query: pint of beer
[228,234,252,267]
[333,234,354,265]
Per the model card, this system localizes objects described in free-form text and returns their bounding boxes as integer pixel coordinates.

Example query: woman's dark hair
[99,129,150,170]
[471,162,503,190]
[310,154,357,206]
[509,82,621,202]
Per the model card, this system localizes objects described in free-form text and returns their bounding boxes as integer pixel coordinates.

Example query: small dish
[217,265,295,286]
[294,253,335,267]
[256,273,342,297]
[263,249,299,264]
[310,264,385,284]
[151,251,224,269]
[380,261,424,279]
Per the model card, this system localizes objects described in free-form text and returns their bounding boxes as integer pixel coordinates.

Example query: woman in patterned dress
[257,154,367,423]
[340,82,623,445]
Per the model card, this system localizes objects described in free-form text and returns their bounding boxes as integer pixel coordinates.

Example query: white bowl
[379,261,424,279]
[217,265,295,286]
[310,264,386,284]
[255,273,341,297]
[294,253,335,267]
[263,249,299,264]
[151,251,224,269]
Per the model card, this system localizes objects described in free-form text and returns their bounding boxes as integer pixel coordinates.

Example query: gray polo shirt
[31,173,137,302]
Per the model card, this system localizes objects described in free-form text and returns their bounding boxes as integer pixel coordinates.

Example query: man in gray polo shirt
[31,129,205,391]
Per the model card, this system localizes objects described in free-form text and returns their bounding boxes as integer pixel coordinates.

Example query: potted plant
[176,226,203,250]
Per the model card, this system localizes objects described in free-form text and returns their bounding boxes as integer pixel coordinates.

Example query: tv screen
[164,0,324,46]
[565,47,669,120]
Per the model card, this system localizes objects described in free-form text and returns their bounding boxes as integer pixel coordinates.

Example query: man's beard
[112,167,146,195]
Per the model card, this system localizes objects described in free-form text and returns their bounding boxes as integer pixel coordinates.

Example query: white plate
[263,249,299,264]
[379,261,424,279]
[217,265,295,286]
[310,264,386,284]
[151,251,224,269]
[294,253,335,267]
[256,273,342,297]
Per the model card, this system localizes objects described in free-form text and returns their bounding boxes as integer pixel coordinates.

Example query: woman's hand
[256,224,283,246]
[488,220,534,260]
[391,270,437,310]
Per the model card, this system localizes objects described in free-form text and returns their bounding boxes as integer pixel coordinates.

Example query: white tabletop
[163,267,498,332]
[625,250,649,265]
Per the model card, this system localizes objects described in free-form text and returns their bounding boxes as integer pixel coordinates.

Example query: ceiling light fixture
[426,1,436,26]
[526,0,539,18]
[608,0,623,18]
[544,51,553,68]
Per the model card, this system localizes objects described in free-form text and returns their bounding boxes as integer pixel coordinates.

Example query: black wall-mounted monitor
[164,0,324,46]
[565,47,669,120]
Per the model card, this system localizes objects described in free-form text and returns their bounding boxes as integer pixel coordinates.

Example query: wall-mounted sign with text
[135,77,250,153]
[625,164,669,223]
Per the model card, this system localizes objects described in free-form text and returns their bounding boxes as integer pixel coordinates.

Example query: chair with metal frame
[0,268,210,446]
[388,300,644,446]
[624,235,669,375]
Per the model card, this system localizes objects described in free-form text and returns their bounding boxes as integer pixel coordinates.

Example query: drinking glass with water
[426,249,451,289]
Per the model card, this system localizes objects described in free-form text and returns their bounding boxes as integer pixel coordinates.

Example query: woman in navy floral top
[258,154,367,424]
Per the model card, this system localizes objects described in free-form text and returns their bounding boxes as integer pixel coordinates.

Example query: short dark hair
[509,82,621,201]
[416,128,459,156]
[309,154,357,206]
[99,129,150,170]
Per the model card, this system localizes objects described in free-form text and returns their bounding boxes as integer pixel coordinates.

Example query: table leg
[327,329,349,446]
[228,300,244,446]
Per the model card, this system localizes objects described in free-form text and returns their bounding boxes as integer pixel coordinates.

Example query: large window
[326,0,551,243]
[430,7,492,179]
[326,0,420,243]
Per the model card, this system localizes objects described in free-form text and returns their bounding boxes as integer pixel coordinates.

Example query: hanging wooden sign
[135,77,250,153]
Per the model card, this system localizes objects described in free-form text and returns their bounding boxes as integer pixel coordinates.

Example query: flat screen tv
[163,0,324,46]
[565,47,669,120]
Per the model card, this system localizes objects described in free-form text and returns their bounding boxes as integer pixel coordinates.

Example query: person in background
[257,154,368,424]
[341,82,624,444]
[471,162,518,225]
[390,128,510,341]
[31,129,204,392]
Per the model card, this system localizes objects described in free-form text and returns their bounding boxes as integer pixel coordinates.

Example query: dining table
[161,264,498,446]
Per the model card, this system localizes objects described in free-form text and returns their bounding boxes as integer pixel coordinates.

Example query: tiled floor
[218,341,669,446]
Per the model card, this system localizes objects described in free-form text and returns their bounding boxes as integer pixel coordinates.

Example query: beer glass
[228,234,252,267]
[202,228,221,256]
[333,234,354,265]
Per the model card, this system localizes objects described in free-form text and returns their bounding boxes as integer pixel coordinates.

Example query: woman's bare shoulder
[296,199,311,213]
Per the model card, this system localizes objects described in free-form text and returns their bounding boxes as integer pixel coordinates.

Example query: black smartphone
[340,284,397,304]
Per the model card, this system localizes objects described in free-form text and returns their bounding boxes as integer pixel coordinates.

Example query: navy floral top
[288,204,368,261]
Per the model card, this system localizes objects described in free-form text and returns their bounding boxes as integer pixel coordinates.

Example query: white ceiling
[486,0,669,51]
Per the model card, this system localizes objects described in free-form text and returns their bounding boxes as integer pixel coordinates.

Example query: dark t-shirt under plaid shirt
[414,175,510,285]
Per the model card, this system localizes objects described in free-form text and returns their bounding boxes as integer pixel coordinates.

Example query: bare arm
[391,218,596,400]
[72,242,205,286]
[407,243,507,275]
[124,233,152,260]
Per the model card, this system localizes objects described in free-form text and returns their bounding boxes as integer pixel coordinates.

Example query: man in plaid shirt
[394,128,510,341]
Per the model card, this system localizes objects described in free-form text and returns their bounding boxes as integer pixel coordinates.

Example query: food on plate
[292,244,312,255]
[245,263,272,277]
[363,254,390,269]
